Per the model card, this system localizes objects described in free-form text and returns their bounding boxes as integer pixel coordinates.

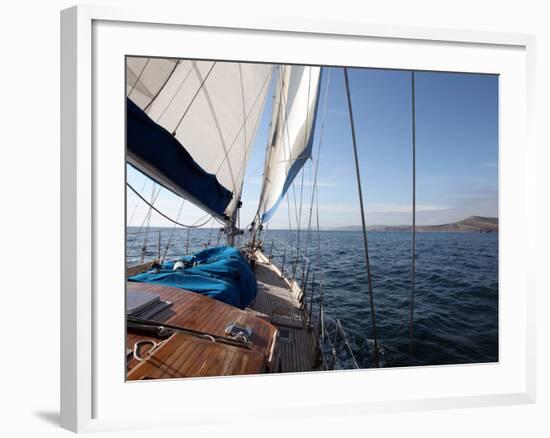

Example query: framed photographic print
[61,5,536,433]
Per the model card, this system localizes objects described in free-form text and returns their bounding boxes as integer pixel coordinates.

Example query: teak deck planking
[126,248,321,380]
[247,250,320,373]
[126,282,277,378]
[128,332,266,379]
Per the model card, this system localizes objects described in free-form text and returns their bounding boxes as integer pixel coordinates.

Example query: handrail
[321,319,360,370]
[265,237,360,370]
[268,235,312,265]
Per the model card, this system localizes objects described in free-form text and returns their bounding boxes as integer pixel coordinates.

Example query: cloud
[316,202,448,214]
[365,203,449,213]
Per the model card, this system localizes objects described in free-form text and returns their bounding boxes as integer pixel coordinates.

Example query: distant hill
[333,216,498,233]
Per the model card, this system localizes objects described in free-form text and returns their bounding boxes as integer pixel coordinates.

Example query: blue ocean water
[127,227,498,369]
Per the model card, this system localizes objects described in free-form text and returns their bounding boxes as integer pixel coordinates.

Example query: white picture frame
[60,5,536,433]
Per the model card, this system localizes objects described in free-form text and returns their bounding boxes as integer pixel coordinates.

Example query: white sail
[257,65,322,222]
[127,57,273,220]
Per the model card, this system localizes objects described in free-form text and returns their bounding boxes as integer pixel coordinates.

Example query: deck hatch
[127,290,160,315]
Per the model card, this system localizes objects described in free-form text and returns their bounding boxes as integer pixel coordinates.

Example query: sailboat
[125,58,378,380]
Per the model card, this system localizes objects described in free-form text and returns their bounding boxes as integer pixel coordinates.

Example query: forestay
[126,57,273,220]
[257,65,322,222]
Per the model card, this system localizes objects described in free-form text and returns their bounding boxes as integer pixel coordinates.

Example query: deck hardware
[128,316,251,349]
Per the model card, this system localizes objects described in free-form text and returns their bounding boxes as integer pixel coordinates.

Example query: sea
[127,227,499,369]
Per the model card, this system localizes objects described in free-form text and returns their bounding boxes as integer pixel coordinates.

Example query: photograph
[125,57,499,380]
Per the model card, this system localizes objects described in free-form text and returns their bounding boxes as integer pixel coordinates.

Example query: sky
[127,65,498,229]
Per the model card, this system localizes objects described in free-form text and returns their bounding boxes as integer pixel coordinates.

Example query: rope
[133,339,159,362]
[126,182,213,228]
[343,67,380,368]
[409,71,417,356]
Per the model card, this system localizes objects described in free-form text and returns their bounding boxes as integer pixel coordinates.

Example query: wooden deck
[126,282,278,379]
[128,332,266,380]
[247,250,320,373]
[126,248,321,379]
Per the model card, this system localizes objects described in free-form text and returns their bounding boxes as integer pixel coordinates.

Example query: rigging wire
[343,67,380,368]
[253,66,280,225]
[171,61,217,136]
[305,67,331,260]
[160,198,186,263]
[207,216,215,246]
[295,169,306,274]
[126,182,214,228]
[295,67,313,260]
[315,173,325,341]
[214,68,273,177]
[218,68,274,223]
[285,189,293,250]
[128,177,148,226]
[127,182,161,258]
[143,59,181,113]
[308,67,331,344]
[154,60,195,123]
[276,66,300,236]
[127,58,150,97]
[141,183,157,261]
[409,71,417,357]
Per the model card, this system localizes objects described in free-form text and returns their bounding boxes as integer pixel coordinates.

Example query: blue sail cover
[128,246,257,309]
[126,98,233,217]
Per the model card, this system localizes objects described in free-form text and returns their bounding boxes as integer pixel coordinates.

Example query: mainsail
[126,57,273,221]
[257,65,322,223]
